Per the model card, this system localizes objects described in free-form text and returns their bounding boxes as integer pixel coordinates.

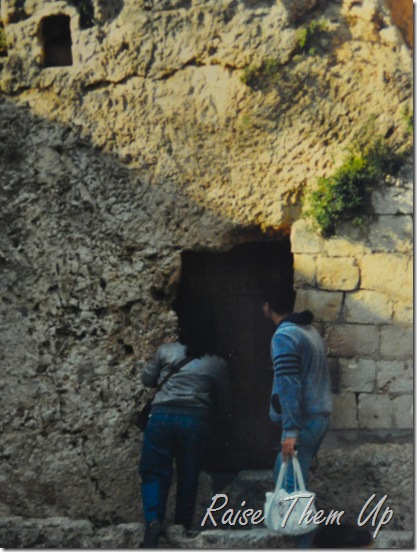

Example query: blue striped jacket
[269,311,332,442]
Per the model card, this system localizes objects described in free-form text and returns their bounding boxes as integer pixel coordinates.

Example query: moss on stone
[295,18,329,56]
[401,105,413,135]
[240,58,282,91]
[304,134,407,237]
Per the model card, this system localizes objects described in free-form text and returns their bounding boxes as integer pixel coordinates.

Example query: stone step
[0,517,413,549]
[0,444,412,548]
[193,443,413,533]
[165,526,414,549]
[165,525,293,549]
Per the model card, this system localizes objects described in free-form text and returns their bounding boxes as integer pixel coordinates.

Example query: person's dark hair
[182,333,211,358]
[262,280,296,315]
[312,522,373,548]
[178,314,220,358]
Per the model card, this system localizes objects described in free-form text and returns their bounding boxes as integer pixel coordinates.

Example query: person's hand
[282,437,297,461]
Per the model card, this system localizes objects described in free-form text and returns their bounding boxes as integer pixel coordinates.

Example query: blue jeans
[273,415,330,548]
[139,411,209,529]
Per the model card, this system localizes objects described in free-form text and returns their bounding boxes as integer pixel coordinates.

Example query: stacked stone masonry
[292,169,413,432]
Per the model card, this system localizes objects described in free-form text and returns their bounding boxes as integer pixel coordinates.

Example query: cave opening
[40,15,73,67]
[173,240,293,472]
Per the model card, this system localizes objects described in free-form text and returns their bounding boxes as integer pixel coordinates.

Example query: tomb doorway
[173,240,293,471]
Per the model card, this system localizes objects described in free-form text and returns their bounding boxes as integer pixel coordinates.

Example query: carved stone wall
[0,0,412,526]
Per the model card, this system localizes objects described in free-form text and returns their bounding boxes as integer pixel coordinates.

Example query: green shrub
[304,136,406,236]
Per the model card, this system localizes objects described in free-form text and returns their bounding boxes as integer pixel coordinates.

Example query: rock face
[0,0,413,535]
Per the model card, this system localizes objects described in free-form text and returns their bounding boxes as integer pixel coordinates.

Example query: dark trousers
[139,411,209,529]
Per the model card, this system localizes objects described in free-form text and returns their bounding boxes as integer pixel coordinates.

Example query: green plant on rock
[241,114,252,126]
[240,58,281,91]
[296,18,329,55]
[240,64,259,86]
[304,135,407,237]
[401,105,413,134]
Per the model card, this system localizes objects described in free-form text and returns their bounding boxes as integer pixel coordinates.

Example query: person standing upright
[262,280,332,548]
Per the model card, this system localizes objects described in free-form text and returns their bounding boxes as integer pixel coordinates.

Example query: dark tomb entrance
[173,240,293,472]
[41,15,73,67]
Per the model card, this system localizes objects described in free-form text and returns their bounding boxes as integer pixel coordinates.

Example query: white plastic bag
[264,455,317,535]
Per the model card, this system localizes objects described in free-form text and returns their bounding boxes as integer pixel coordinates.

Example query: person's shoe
[140,520,162,548]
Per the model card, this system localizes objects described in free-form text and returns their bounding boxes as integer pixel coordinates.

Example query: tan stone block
[358,394,393,429]
[295,289,343,322]
[368,215,413,253]
[293,254,316,287]
[380,325,413,359]
[323,235,369,257]
[405,259,413,292]
[324,324,379,357]
[334,219,369,242]
[376,360,413,394]
[360,254,410,299]
[291,220,323,254]
[371,184,413,215]
[343,290,393,324]
[392,395,413,429]
[393,300,413,324]
[340,358,375,393]
[317,257,359,291]
[330,393,358,429]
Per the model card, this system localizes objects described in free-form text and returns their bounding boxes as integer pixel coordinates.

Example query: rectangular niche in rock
[40,14,73,67]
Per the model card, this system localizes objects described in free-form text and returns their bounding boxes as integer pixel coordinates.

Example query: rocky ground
[0,517,413,548]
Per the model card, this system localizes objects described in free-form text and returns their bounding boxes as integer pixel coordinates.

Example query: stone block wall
[292,167,413,434]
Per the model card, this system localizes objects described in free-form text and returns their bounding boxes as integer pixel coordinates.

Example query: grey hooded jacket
[141,342,231,414]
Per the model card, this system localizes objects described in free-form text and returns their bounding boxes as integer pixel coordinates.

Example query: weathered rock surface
[0,0,413,535]
[0,0,412,231]
[0,518,413,549]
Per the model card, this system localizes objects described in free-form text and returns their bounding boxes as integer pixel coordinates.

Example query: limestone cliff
[0,0,413,529]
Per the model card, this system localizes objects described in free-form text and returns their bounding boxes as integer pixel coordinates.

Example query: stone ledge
[166,525,293,549]
[169,527,414,549]
[0,517,412,549]
[0,518,143,549]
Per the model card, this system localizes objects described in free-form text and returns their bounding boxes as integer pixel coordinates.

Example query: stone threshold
[0,517,413,549]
